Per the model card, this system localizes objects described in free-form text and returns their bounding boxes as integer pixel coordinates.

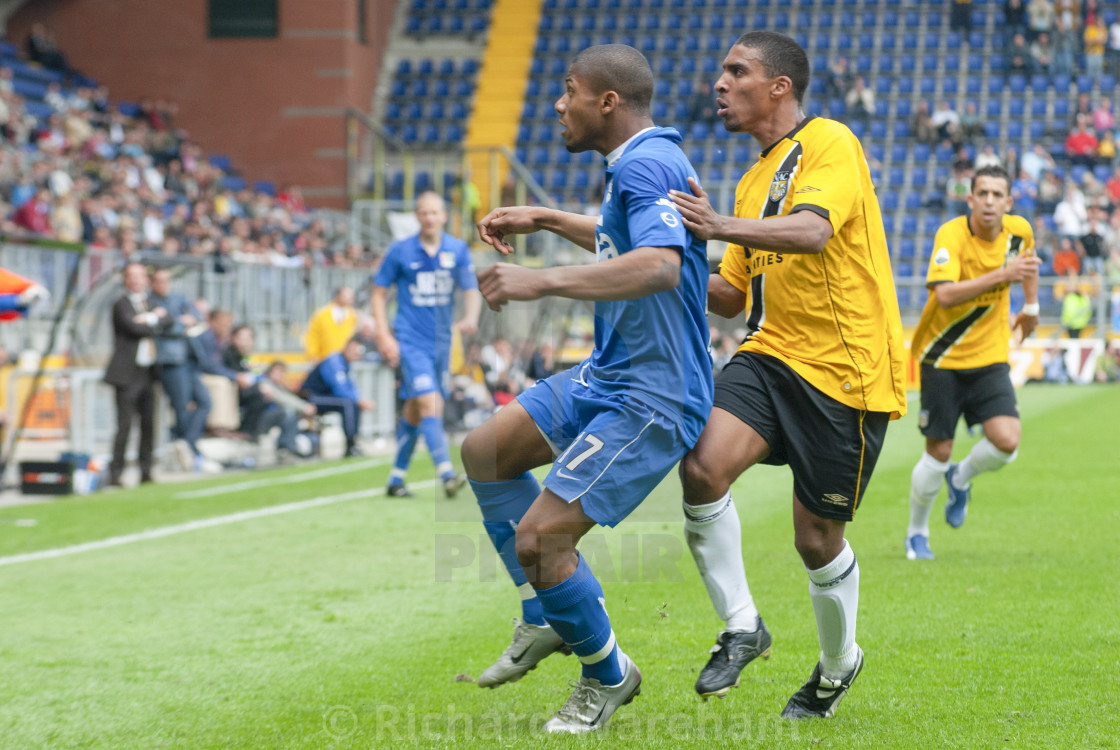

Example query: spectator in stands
[25,23,74,81]
[911,100,937,144]
[1027,0,1056,40]
[951,0,973,32]
[1108,14,1120,75]
[305,285,357,362]
[1084,15,1108,79]
[525,342,555,383]
[1066,115,1100,167]
[299,336,375,458]
[1094,340,1120,382]
[1012,168,1040,214]
[1099,130,1118,171]
[1005,0,1028,40]
[1071,92,1093,128]
[11,187,52,235]
[976,144,1003,169]
[105,262,170,487]
[946,166,973,215]
[1082,172,1109,208]
[825,56,853,101]
[952,145,975,172]
[1006,32,1032,75]
[1029,31,1054,73]
[1050,16,1078,77]
[1054,182,1088,240]
[1080,204,1111,275]
[1052,236,1083,275]
[1105,168,1120,203]
[960,101,984,142]
[1092,98,1115,134]
[932,101,963,146]
[1022,143,1057,181]
[1038,170,1065,212]
[687,75,716,128]
[1032,214,1057,261]
[844,76,875,124]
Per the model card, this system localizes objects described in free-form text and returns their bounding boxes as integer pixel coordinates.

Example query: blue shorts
[399,344,449,400]
[516,363,687,528]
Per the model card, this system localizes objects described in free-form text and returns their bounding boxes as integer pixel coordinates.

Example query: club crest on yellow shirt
[768,170,792,202]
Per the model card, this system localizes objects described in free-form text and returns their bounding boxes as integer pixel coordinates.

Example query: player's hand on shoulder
[477,206,539,256]
[668,177,723,241]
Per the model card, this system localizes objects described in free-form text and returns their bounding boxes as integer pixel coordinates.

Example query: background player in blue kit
[371,191,482,497]
[461,45,713,734]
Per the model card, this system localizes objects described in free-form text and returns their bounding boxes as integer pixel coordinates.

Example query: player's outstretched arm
[669,177,832,254]
[456,289,482,336]
[477,206,598,255]
[477,245,680,311]
[708,274,747,318]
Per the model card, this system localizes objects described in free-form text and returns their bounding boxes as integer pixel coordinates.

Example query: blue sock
[534,554,624,685]
[420,416,454,480]
[390,418,421,486]
[473,473,544,626]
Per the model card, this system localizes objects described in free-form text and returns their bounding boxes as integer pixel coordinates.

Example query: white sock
[908,451,950,538]
[684,493,759,633]
[955,437,1016,488]
[807,540,860,681]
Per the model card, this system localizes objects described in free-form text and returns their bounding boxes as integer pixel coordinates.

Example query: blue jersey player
[462,45,713,734]
[371,191,482,498]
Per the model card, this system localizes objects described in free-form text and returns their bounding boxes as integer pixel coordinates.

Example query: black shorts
[713,351,890,522]
[918,362,1018,440]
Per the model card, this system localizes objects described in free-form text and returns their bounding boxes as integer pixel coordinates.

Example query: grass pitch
[1,385,1117,748]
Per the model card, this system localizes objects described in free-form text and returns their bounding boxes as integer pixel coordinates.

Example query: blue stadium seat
[946,31,962,50]
[902,215,917,234]
[1007,120,1023,140]
[1101,74,1116,91]
[1030,74,1048,93]
[983,121,1000,139]
[1053,99,1069,117]
[898,238,916,260]
[1075,74,1092,91]
[1008,97,1025,116]
[882,214,896,234]
[922,214,941,235]
[710,146,727,165]
[890,143,907,163]
[1030,99,1047,117]
[1008,75,1027,93]
[895,100,912,118]
[880,191,899,211]
[897,77,914,95]
[920,76,937,95]
[1093,165,1112,182]
[913,143,931,162]
[690,121,711,140]
[882,10,899,27]
[968,30,985,47]
[867,143,885,162]
[888,166,905,186]
[944,55,960,73]
[433,79,450,97]
[942,78,958,95]
[911,169,928,189]
[1029,121,1045,139]
[877,56,895,74]
[905,191,923,210]
[848,121,867,139]
[880,34,896,51]
[892,121,909,139]
[836,32,853,50]
[987,77,1004,94]
[870,121,887,139]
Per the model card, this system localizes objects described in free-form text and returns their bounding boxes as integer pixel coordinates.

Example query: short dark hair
[569,44,654,115]
[733,31,811,104]
[972,164,1012,193]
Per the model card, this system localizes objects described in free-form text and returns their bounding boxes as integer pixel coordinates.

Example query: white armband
[1021,303,1039,316]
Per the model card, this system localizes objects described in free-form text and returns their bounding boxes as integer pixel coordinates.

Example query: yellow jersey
[911,214,1033,369]
[720,116,908,417]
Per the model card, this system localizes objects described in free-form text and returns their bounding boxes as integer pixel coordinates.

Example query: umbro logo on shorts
[821,493,850,506]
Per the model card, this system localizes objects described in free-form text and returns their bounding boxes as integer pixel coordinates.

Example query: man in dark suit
[104,262,170,487]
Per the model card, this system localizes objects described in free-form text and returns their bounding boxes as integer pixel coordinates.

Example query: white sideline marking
[174,458,390,499]
[0,479,437,568]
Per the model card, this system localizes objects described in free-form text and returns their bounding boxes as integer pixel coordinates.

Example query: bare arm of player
[477,245,680,311]
[456,289,483,336]
[477,206,598,255]
[708,273,747,318]
[369,285,400,367]
[668,177,833,253]
[1012,250,1041,339]
[933,252,1042,309]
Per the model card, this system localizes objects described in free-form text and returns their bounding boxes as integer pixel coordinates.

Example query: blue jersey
[373,233,477,352]
[589,127,713,445]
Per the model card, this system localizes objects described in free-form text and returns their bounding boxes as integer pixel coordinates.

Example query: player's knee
[460,429,487,479]
[679,450,727,501]
[988,429,1020,456]
[793,522,844,570]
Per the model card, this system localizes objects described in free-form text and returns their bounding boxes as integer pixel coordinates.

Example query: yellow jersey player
[669,31,907,719]
[905,164,1040,560]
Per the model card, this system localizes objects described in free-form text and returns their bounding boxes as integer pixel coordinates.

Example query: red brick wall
[7,0,397,208]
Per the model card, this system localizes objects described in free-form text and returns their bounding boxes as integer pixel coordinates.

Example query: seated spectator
[825,56,853,100]
[1071,92,1094,129]
[1098,131,1117,169]
[951,145,974,173]
[1080,204,1111,275]
[299,336,375,458]
[976,144,1003,169]
[1029,31,1054,74]
[960,102,984,142]
[25,23,74,79]
[1093,98,1115,134]
[1066,116,1100,168]
[1012,169,1039,213]
[222,324,305,456]
[1085,16,1108,78]
[525,342,555,383]
[11,187,52,235]
[1052,16,1078,76]
[1038,170,1065,212]
[686,75,716,127]
[1021,143,1056,181]
[1054,182,1088,238]
[1005,32,1032,74]
[1027,0,1056,40]
[1095,340,1120,382]
[1005,0,1028,39]
[951,0,973,31]
[931,100,963,145]
[844,76,875,123]
[1040,341,1071,384]
[911,100,937,144]
[946,167,973,215]
[1109,13,1120,76]
[1052,237,1082,276]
